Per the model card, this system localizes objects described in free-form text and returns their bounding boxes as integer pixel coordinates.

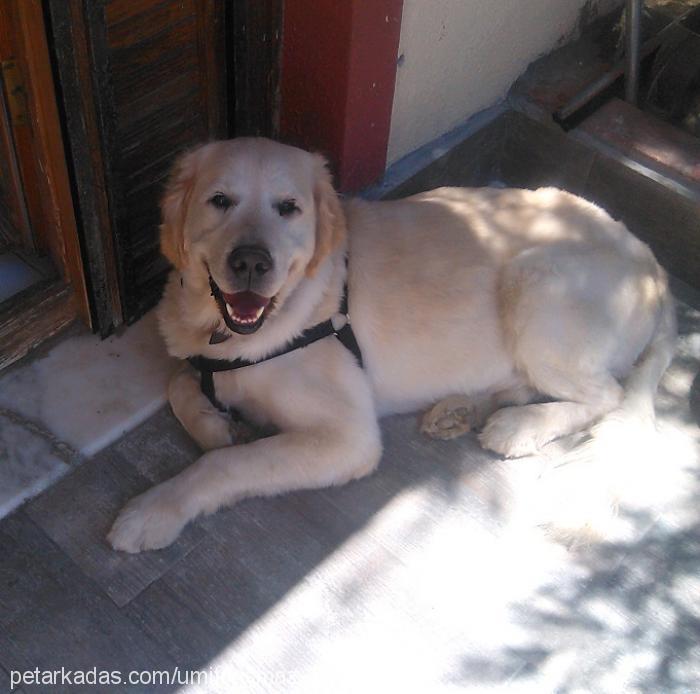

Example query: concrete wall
[387,0,619,165]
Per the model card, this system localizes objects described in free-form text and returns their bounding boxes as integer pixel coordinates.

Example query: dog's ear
[160,146,203,270]
[306,154,347,277]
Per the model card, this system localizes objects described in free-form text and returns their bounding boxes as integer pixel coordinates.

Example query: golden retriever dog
[107,137,675,553]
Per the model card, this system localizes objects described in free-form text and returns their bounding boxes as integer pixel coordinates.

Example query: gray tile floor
[1,283,699,694]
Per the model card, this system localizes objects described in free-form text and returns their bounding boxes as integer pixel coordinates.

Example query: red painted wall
[280,0,403,192]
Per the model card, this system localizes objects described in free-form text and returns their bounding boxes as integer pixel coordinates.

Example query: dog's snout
[228,245,273,280]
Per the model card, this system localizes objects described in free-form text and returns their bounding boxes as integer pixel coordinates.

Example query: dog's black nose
[228,245,273,280]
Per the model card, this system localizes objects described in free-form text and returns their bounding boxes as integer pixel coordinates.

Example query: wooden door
[49,0,227,333]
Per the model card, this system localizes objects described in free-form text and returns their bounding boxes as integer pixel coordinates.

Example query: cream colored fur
[108,138,674,553]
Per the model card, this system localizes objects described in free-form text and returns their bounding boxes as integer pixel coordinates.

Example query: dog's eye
[276,199,300,217]
[209,193,233,210]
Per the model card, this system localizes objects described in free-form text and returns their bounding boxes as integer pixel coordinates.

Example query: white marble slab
[0,311,178,458]
[0,412,70,518]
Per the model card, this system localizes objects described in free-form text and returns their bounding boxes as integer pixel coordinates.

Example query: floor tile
[26,447,206,607]
[0,512,176,693]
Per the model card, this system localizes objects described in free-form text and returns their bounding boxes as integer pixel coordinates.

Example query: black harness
[187,286,363,413]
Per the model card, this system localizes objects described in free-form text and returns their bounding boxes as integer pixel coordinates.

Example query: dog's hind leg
[479,368,623,457]
[479,243,665,458]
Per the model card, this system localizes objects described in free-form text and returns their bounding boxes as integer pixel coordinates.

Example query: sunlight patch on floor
[176,477,584,694]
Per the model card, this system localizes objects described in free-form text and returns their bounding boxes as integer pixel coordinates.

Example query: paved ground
[1,278,699,694]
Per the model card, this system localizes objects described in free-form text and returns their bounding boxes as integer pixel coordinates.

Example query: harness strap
[197,369,224,413]
[188,285,362,413]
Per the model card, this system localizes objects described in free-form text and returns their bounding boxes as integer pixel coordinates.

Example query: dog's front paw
[188,411,235,451]
[107,482,189,553]
[479,407,545,458]
[188,412,258,451]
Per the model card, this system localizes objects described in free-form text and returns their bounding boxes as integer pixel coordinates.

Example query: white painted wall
[387,0,618,164]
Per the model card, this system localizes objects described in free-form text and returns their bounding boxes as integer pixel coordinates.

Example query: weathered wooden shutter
[49,0,226,332]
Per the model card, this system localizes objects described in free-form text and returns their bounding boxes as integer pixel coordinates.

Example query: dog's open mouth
[210,277,274,335]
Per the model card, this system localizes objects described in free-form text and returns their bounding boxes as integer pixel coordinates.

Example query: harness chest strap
[187,285,363,413]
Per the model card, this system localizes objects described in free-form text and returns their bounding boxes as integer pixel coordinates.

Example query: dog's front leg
[168,364,250,451]
[107,423,382,553]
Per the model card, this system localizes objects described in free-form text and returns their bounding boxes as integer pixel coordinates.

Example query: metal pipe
[625,0,643,104]
[555,69,623,122]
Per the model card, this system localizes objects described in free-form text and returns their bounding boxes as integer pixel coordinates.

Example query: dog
[107,137,675,553]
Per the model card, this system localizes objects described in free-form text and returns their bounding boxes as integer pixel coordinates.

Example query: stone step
[574,97,700,198]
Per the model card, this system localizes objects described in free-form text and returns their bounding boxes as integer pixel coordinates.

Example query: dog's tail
[534,284,690,543]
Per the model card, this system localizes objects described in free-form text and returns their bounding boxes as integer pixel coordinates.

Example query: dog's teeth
[225,302,265,326]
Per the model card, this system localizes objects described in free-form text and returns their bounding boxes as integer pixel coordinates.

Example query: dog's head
[160,138,346,334]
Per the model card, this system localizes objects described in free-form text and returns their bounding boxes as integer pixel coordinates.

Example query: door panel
[49,0,226,331]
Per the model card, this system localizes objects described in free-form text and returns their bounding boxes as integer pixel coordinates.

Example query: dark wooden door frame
[0,0,88,314]
[48,0,122,336]
[0,0,90,369]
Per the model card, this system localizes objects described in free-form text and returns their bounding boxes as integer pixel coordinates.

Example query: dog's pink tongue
[223,291,270,318]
